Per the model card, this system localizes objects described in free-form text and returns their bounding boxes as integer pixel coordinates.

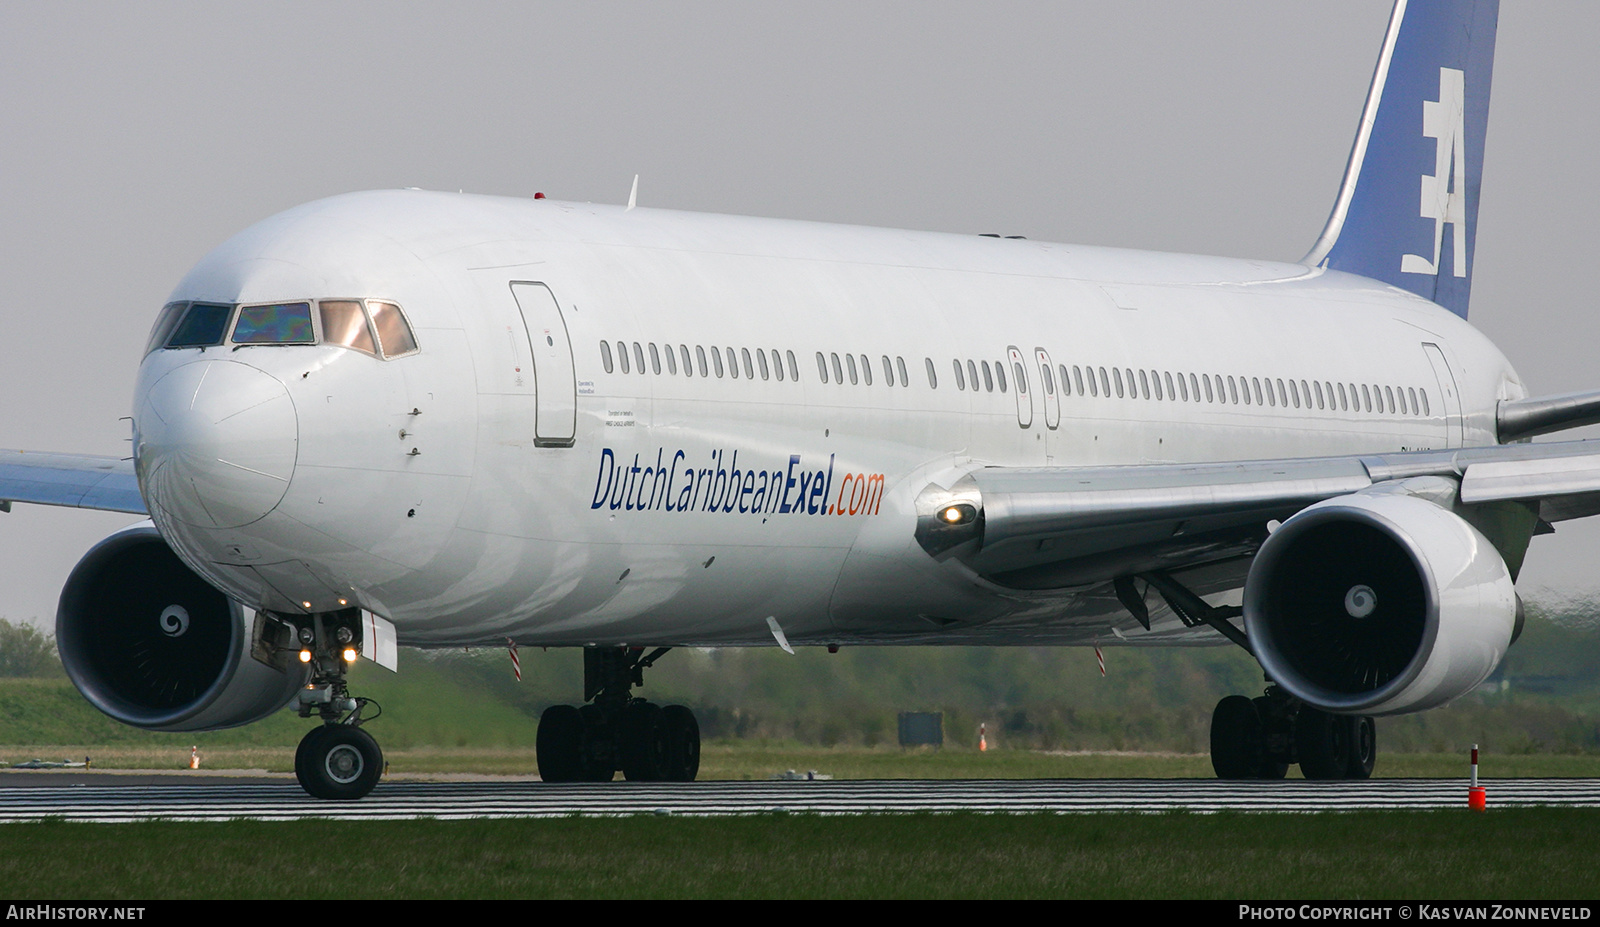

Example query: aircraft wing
[917,440,1600,590]
[0,450,146,515]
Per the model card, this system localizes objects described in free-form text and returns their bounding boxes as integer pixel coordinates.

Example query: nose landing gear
[296,720,382,800]
[287,610,383,800]
[537,647,701,783]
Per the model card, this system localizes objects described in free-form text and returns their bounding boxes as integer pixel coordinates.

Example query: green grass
[3,810,1598,899]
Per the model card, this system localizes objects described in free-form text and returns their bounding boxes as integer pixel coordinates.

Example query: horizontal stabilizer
[1497,390,1600,441]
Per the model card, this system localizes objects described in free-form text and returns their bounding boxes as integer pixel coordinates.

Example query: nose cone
[136,360,299,529]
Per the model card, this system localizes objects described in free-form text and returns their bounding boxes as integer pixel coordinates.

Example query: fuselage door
[1007,345,1034,429]
[511,282,576,447]
[1035,347,1060,430]
[1422,342,1463,448]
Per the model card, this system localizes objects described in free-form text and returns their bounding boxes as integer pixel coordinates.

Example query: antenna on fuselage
[626,174,639,211]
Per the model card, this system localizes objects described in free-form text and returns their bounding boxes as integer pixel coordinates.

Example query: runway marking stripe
[0,778,1598,821]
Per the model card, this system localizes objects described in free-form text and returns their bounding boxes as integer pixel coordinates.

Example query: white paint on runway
[1,778,1598,822]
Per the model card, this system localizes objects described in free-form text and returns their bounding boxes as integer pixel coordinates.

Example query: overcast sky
[3,2,1599,629]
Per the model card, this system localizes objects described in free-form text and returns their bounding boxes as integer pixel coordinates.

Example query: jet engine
[1243,490,1516,716]
[56,523,307,731]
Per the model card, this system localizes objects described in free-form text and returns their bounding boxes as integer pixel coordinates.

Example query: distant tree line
[0,618,60,678]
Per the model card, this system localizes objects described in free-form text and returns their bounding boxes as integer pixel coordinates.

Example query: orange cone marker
[979,723,988,752]
[1468,744,1486,811]
[190,746,200,770]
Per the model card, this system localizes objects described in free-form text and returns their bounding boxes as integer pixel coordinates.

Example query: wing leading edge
[916,439,1600,591]
[0,450,146,515]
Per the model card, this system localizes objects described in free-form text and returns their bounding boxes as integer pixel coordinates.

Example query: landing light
[342,648,359,663]
[940,504,976,525]
[298,649,312,664]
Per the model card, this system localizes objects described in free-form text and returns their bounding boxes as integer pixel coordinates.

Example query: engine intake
[1243,490,1515,716]
[56,523,306,731]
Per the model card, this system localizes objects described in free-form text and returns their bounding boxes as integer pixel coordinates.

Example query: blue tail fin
[1303,0,1499,319]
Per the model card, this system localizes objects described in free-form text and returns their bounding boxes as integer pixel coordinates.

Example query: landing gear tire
[1251,696,1289,779]
[1346,716,1377,779]
[661,704,701,782]
[621,702,667,781]
[1210,695,1265,779]
[537,704,583,783]
[578,703,616,781]
[294,726,321,787]
[1296,708,1354,780]
[297,725,382,800]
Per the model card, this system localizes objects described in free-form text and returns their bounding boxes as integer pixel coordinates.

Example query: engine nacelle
[1243,490,1516,716]
[56,523,307,732]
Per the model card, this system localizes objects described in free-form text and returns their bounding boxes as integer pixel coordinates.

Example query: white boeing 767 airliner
[4,0,1596,798]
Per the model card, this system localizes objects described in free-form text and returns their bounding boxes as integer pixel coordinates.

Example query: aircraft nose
[135,360,298,529]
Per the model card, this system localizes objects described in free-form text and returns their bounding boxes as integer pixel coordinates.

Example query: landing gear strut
[285,609,383,800]
[1210,686,1375,780]
[537,647,701,783]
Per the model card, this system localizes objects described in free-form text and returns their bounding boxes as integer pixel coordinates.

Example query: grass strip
[1,809,1597,899]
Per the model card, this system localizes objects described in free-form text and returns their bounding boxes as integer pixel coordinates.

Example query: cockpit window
[232,302,314,344]
[318,300,377,356]
[151,296,416,358]
[368,301,418,358]
[145,302,188,355]
[164,303,234,349]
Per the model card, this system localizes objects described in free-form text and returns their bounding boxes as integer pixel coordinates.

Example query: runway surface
[1,775,1598,821]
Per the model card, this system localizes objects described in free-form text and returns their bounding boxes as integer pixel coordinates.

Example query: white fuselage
[130,190,1525,649]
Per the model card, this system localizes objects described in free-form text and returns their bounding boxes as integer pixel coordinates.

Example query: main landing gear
[537,646,701,783]
[288,610,383,800]
[1115,570,1377,781]
[1210,686,1376,780]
